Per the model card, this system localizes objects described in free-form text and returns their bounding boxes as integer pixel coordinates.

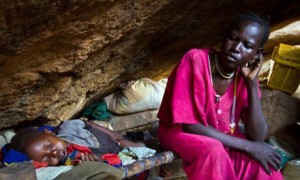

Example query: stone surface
[110,109,159,131]
[261,88,300,151]
[0,0,300,128]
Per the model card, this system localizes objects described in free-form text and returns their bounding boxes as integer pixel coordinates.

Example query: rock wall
[0,0,300,128]
[261,89,300,151]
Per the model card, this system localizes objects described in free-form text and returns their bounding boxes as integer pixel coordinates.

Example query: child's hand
[80,154,103,163]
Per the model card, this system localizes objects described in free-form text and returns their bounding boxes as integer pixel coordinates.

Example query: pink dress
[157,49,283,180]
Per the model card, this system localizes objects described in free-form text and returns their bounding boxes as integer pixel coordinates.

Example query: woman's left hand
[246,141,282,174]
[241,53,262,82]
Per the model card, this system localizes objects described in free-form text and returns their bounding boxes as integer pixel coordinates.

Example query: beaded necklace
[212,55,235,79]
[208,54,238,135]
[230,72,238,134]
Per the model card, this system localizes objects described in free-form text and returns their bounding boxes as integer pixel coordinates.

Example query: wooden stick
[118,151,178,178]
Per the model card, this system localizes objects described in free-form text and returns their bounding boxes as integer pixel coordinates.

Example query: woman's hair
[10,128,43,153]
[229,12,270,47]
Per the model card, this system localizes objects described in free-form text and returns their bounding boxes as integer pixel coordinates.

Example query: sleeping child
[1,119,144,167]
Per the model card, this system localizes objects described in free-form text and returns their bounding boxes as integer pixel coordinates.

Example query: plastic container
[267,136,297,169]
[271,43,300,70]
[268,43,300,94]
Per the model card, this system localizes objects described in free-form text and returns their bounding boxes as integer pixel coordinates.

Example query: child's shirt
[57,120,121,156]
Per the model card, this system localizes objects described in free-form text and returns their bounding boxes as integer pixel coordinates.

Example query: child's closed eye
[44,140,53,149]
[42,156,49,163]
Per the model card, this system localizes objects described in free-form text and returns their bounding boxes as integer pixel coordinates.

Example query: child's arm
[84,121,144,148]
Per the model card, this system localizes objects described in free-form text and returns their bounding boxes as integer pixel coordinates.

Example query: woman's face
[220,20,264,71]
[24,134,69,166]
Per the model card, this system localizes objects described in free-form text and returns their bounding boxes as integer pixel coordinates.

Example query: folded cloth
[118,147,156,165]
[0,135,6,149]
[0,130,15,149]
[82,102,112,120]
[118,152,136,165]
[62,145,122,167]
[61,144,93,165]
[3,130,15,143]
[36,166,74,180]
[101,153,121,167]
[122,147,156,159]
[61,150,82,166]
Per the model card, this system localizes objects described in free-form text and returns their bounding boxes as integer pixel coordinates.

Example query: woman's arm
[243,80,268,141]
[183,123,256,152]
[241,55,268,141]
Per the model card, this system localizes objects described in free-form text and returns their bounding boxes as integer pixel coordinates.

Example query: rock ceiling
[0,0,300,128]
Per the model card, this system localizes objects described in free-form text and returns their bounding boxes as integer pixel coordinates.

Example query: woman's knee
[179,136,227,161]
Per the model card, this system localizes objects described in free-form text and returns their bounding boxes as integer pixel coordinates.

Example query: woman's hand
[246,141,281,174]
[241,53,263,82]
[80,153,103,163]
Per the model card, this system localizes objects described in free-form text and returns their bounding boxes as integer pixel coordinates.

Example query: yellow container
[268,44,300,94]
[271,43,300,70]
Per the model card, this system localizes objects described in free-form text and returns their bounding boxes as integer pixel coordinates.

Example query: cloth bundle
[0,130,15,149]
[81,102,112,121]
[104,78,167,114]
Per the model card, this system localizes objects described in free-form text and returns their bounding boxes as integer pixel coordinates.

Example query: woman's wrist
[243,140,254,154]
[245,78,259,88]
[245,80,260,98]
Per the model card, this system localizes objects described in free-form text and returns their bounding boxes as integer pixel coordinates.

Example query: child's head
[10,128,69,166]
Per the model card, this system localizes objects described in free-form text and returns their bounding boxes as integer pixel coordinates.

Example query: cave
[0,0,300,178]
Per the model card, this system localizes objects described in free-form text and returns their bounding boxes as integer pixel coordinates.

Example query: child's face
[24,133,69,166]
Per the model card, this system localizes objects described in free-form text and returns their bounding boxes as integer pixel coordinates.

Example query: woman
[157,13,283,180]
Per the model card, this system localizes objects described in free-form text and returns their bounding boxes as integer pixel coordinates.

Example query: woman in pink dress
[158,13,283,180]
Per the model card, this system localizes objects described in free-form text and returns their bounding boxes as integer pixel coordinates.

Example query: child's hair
[229,12,270,47]
[10,128,43,153]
